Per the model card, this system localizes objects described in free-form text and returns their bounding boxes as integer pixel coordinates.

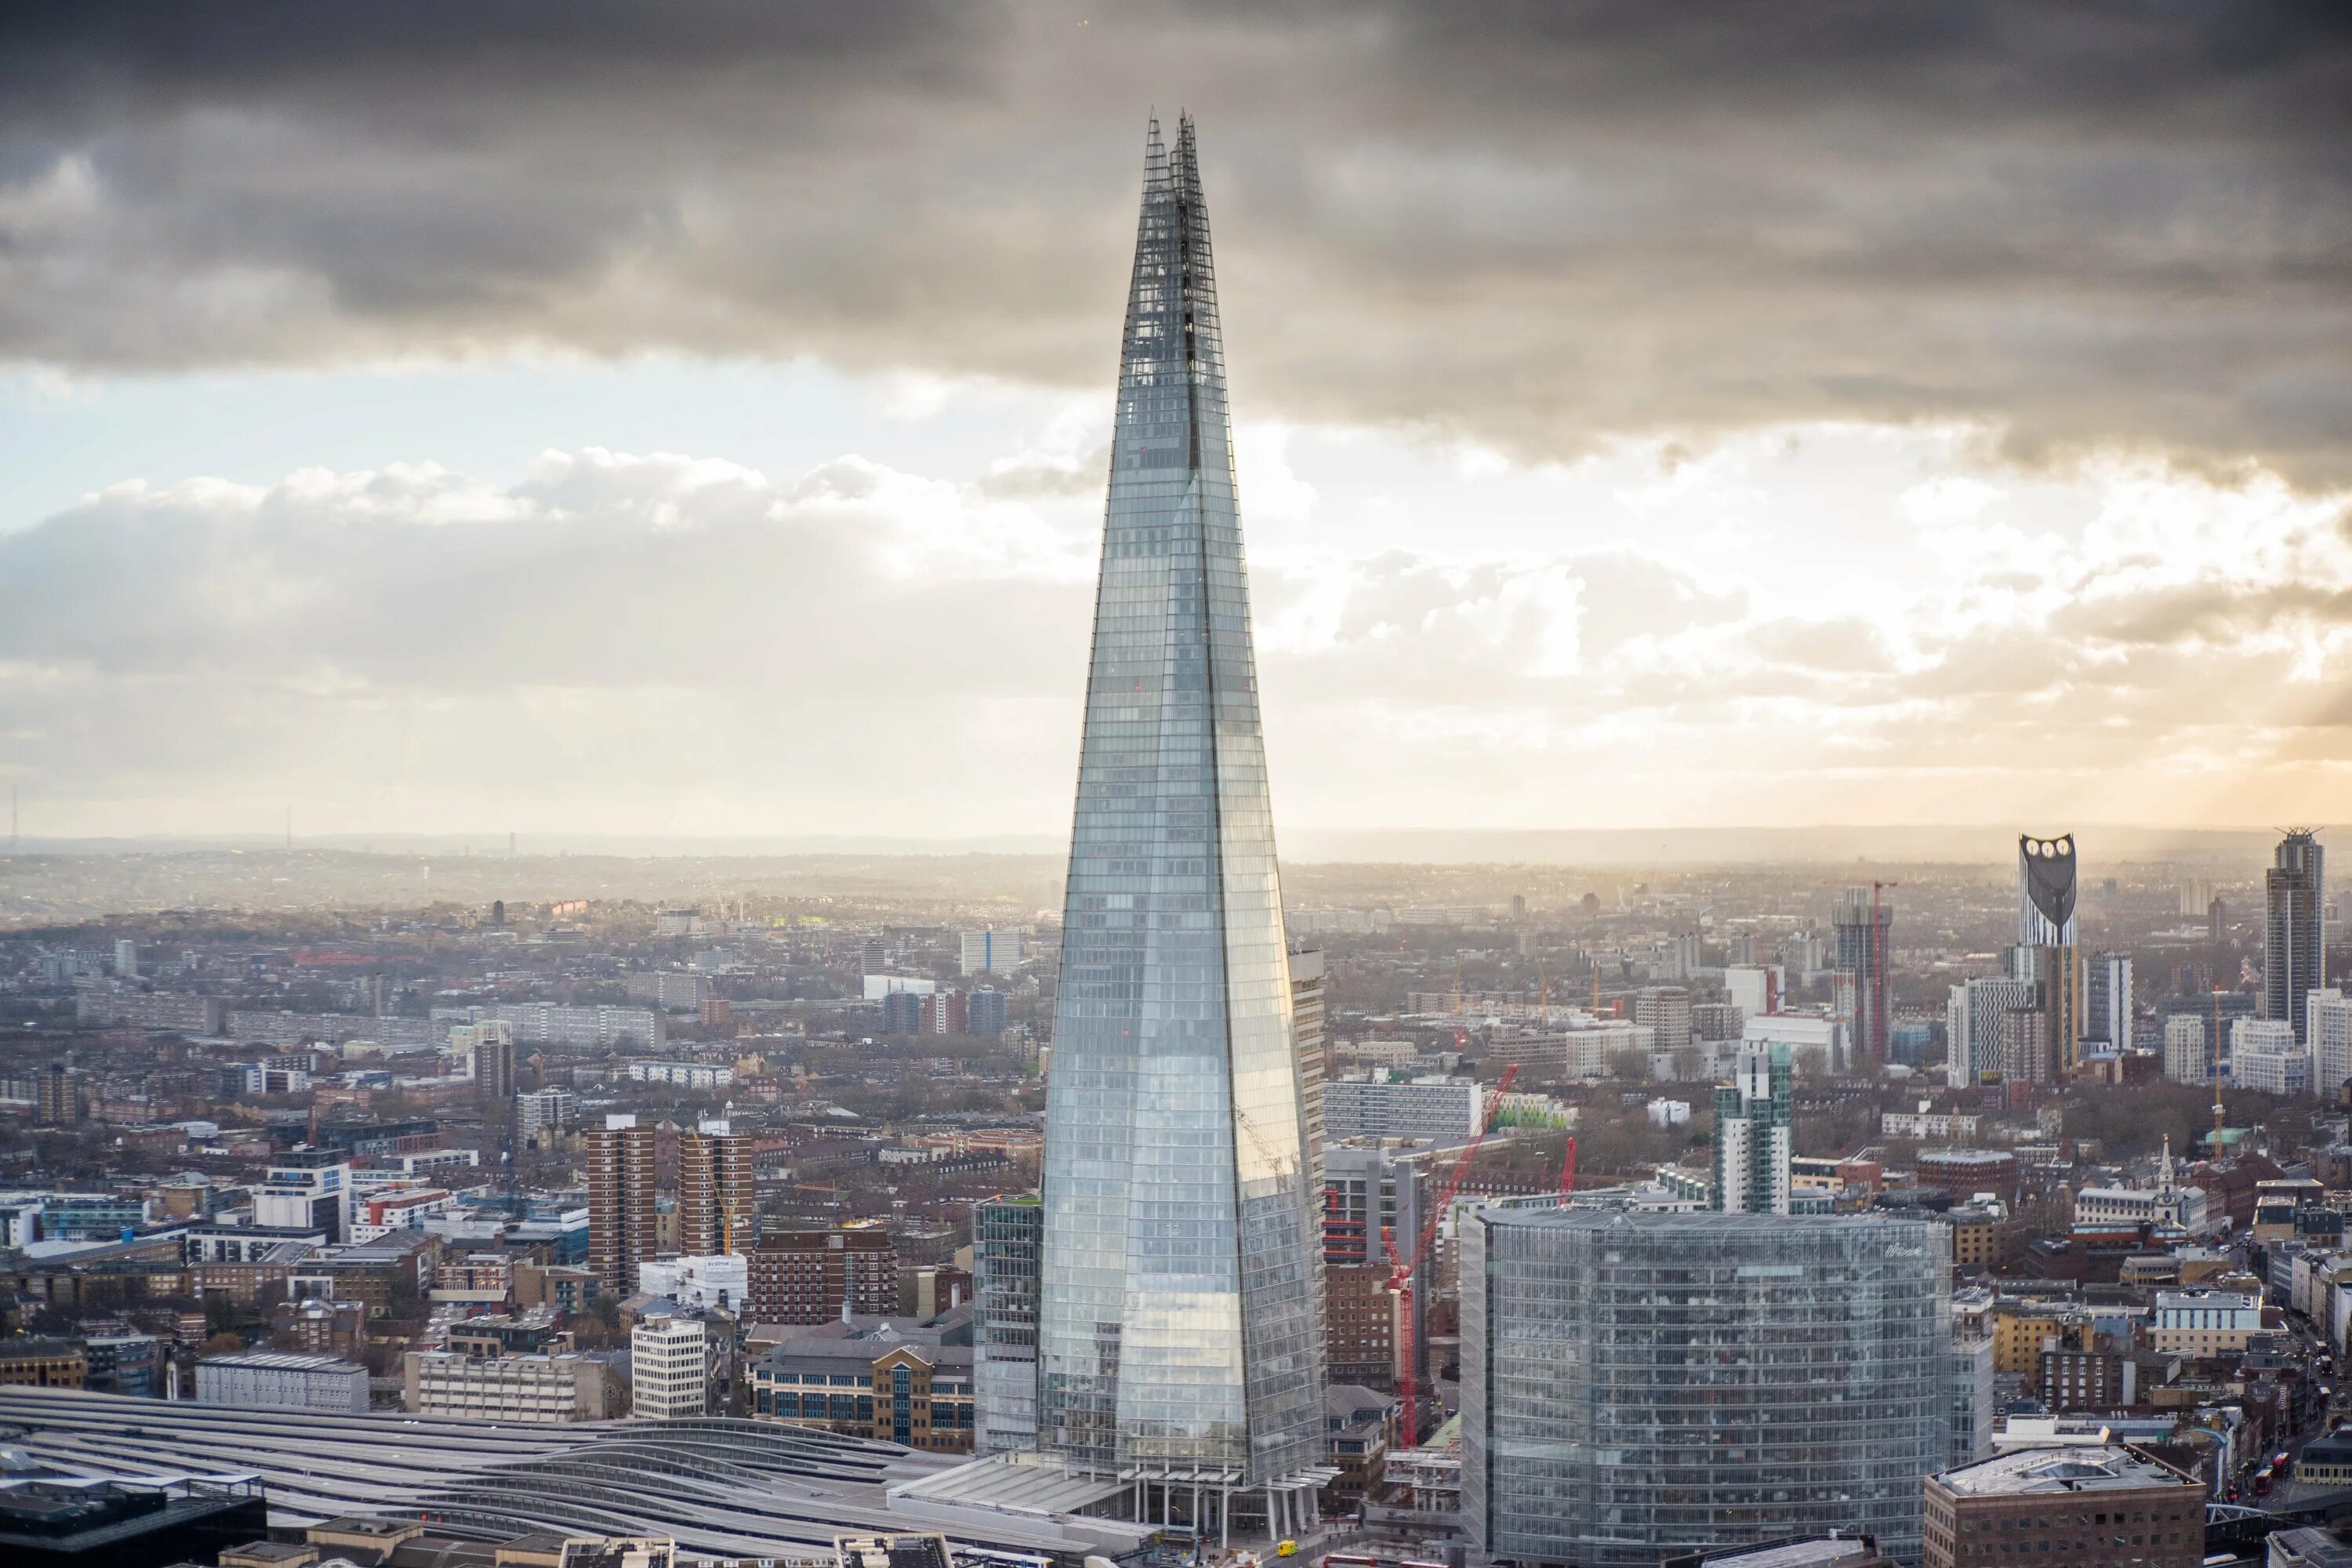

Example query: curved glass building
[1463,1209,1951,1567]
[1035,116,1325,1493]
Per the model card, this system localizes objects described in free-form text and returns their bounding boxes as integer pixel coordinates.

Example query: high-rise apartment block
[959,928,1029,976]
[586,1114,658,1296]
[33,1062,84,1128]
[2016,834,2084,1074]
[1633,985,1694,1051]
[747,1226,897,1323]
[1321,1142,1428,1387]
[1947,975,2034,1089]
[1712,1044,1793,1214]
[1291,947,1328,1173]
[2233,1017,2310,1096]
[1036,115,1325,1501]
[2312,989,2352,1097]
[2163,1015,2210,1087]
[967,986,1009,1037]
[1463,1210,1950,1568]
[2083,952,2132,1051]
[2267,829,2327,1043]
[254,1149,353,1241]
[973,1196,1042,1457]
[1833,888,1894,1069]
[677,1120,753,1257]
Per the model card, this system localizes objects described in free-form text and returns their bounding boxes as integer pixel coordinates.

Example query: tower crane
[1381,1062,1518,1448]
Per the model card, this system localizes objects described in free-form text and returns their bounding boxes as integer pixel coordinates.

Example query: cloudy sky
[3,2,2350,842]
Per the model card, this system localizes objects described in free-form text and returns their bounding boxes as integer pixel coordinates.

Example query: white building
[1947,975,2035,1088]
[624,1060,734,1090]
[2151,1289,2263,1356]
[1646,1099,1691,1128]
[403,1351,619,1422]
[516,1087,579,1137]
[1725,966,1778,1020]
[1322,1075,1483,1144]
[1741,1012,1842,1072]
[2164,1014,2211,1086]
[958,929,1029,977]
[2312,989,2352,1095]
[1882,1104,1981,1142]
[253,1156,353,1241]
[2233,1017,2310,1096]
[637,1254,750,1314]
[630,1314,709,1420]
[445,1019,514,1080]
[196,1350,368,1411]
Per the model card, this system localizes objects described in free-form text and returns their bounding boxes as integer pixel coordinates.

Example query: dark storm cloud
[4,2,2352,477]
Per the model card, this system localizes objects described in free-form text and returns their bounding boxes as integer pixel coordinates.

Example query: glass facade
[1464,1210,1951,1568]
[1036,114,1324,1486]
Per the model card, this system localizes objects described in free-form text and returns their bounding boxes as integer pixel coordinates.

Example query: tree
[1610,1049,1650,1083]
[199,1331,245,1356]
[1791,1045,1828,1081]
[1668,1044,1703,1082]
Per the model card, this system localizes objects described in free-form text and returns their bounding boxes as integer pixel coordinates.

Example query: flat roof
[1937,1445,2195,1497]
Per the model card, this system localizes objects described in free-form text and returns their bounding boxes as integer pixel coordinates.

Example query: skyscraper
[1832,887,1893,1069]
[2017,833,2078,946]
[2266,829,2326,1043]
[1712,1043,1793,1214]
[2082,951,2132,1051]
[1036,117,1325,1499]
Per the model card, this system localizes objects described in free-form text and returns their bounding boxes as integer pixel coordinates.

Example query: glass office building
[1463,1210,1950,1567]
[1035,116,1325,1488]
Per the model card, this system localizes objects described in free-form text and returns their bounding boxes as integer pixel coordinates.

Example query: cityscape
[5,9,2352,1568]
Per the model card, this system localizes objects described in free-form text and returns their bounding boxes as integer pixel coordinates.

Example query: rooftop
[1936,1445,2197,1497]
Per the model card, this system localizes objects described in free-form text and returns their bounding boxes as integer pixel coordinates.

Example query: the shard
[1036,116,1326,1493]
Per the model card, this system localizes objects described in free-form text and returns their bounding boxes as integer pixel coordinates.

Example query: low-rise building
[2150,1289,2262,1356]
[631,1312,709,1420]
[401,1349,622,1422]
[197,1350,369,1411]
[750,1307,975,1453]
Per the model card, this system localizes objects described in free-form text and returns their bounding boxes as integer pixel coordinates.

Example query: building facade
[747,1226,897,1323]
[2232,1018,2310,1097]
[1833,887,1895,1070]
[1712,1044,1793,1214]
[2266,829,2326,1043]
[1036,118,1327,1494]
[1923,1445,2203,1568]
[1463,1209,1951,1568]
[195,1350,368,1411]
[677,1120,754,1258]
[630,1314,709,1420]
[973,1196,1042,1457]
[586,1114,657,1296]
[2162,1015,2209,1087]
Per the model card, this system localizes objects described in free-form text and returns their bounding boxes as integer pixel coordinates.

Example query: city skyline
[5,7,2352,837]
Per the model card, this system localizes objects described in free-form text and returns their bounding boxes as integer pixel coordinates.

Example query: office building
[751,1311,976,1454]
[2267,829,2327,1042]
[2163,1015,2209,1087]
[1323,1075,1483,1143]
[195,1350,369,1411]
[959,928,1028,976]
[2314,989,2352,1097]
[0,1339,86,1388]
[82,1333,163,1396]
[254,1149,353,1242]
[677,1120,753,1258]
[2151,1288,2262,1355]
[973,1196,1042,1456]
[2233,1017,2310,1096]
[748,1226,897,1323]
[2082,951,2132,1049]
[1922,1445,2203,1568]
[631,1313,709,1420]
[967,987,1008,1037]
[2018,833,2079,946]
[402,1349,623,1421]
[1463,1210,1950,1568]
[1832,887,1894,1069]
[1036,114,1324,1498]
[587,1114,659,1296]
[1713,1043,1794,1214]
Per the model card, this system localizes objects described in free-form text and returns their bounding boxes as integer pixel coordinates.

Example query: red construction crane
[1558,1136,1577,1199]
[1381,1062,1518,1449]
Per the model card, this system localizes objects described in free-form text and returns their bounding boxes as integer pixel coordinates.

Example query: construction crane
[1381,1062,1519,1449]
[1557,1135,1577,1200]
